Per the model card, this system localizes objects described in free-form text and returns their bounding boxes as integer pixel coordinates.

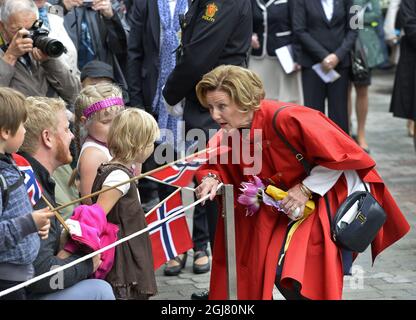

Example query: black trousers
[140,143,218,255]
[0,279,26,300]
[302,67,350,133]
[192,194,218,253]
[184,98,220,255]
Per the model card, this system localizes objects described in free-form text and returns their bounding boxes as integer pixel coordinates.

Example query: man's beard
[55,135,72,165]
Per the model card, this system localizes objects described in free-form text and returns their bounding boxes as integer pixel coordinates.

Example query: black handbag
[324,184,387,253]
[351,38,370,82]
[272,107,387,252]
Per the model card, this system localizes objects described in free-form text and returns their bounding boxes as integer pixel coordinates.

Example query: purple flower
[237,176,283,216]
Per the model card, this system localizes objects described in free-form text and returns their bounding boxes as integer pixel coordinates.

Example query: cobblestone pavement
[151,69,416,300]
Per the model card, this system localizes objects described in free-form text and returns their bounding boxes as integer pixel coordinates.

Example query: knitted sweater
[0,154,39,281]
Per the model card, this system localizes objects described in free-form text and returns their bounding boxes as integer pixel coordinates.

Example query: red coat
[196,100,410,300]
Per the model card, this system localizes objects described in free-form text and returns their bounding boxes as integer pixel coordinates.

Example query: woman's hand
[195,176,220,205]
[281,184,309,220]
[251,33,260,49]
[321,53,339,72]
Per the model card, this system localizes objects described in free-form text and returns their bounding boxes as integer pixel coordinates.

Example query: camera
[26,20,67,58]
[83,0,94,7]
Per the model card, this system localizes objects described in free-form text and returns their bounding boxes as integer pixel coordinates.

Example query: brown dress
[92,163,157,300]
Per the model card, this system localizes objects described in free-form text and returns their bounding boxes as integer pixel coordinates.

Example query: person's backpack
[0,154,25,212]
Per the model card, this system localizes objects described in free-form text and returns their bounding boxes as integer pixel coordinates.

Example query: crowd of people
[0,0,414,300]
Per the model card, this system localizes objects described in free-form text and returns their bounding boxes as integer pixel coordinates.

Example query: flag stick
[41,195,70,233]
[144,187,182,218]
[51,148,212,213]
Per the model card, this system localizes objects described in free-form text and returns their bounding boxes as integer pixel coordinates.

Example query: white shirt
[77,141,112,170]
[303,166,369,197]
[103,169,141,201]
[321,0,334,21]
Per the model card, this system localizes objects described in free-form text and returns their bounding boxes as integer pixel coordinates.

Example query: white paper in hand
[312,63,341,83]
[66,219,82,237]
[275,45,295,74]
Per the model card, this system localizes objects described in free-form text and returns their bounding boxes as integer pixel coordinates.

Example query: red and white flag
[145,191,193,270]
[149,146,230,187]
[12,153,42,206]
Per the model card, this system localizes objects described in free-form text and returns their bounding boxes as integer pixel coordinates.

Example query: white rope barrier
[0,184,223,298]
[143,175,196,192]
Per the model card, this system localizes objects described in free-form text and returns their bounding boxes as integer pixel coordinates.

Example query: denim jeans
[29,279,115,300]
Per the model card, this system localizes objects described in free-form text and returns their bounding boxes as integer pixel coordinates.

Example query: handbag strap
[271,107,370,236]
[272,107,334,232]
[272,107,312,175]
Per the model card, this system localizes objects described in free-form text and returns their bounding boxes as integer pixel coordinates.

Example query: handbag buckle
[296,154,304,161]
[355,211,367,224]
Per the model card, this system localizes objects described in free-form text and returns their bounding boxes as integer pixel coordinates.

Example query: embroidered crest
[202,3,218,22]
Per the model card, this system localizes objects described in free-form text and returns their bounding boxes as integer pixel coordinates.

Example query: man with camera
[0,0,80,105]
[49,0,129,101]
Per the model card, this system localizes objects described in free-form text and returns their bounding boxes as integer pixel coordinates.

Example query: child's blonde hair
[0,87,27,136]
[20,96,66,155]
[74,83,123,156]
[108,108,160,163]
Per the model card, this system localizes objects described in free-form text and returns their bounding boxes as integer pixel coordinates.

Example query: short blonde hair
[196,65,265,112]
[108,108,160,163]
[21,96,66,155]
[0,87,27,135]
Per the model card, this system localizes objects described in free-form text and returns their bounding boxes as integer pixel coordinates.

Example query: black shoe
[164,253,187,276]
[191,289,209,300]
[193,250,210,274]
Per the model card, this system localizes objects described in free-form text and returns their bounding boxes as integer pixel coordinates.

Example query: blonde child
[74,83,125,204]
[91,108,159,300]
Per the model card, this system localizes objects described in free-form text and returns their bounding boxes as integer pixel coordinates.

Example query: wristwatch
[202,172,219,183]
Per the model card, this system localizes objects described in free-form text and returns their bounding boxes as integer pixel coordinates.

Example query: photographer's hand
[62,0,83,11]
[32,47,49,62]
[93,0,114,19]
[2,29,32,66]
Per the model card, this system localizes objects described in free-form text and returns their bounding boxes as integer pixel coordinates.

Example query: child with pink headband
[73,83,125,204]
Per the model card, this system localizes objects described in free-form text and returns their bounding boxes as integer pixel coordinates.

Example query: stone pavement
[150,69,416,300]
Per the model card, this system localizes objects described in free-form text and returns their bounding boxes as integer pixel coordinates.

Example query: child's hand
[38,220,51,240]
[57,249,72,259]
[32,208,55,233]
[92,254,102,273]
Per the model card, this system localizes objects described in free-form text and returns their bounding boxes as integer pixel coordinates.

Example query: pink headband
[83,97,124,118]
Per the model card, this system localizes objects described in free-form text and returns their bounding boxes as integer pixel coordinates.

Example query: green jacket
[354,0,386,68]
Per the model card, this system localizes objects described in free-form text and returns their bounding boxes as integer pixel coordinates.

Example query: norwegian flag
[145,191,193,270]
[12,153,42,206]
[149,160,202,187]
[149,146,230,187]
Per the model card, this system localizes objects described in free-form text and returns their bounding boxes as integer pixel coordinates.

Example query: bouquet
[237,176,315,218]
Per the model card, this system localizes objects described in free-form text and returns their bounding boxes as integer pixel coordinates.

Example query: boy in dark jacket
[0,87,53,300]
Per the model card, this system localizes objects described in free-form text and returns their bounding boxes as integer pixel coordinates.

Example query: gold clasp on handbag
[296,153,304,161]
[355,212,367,224]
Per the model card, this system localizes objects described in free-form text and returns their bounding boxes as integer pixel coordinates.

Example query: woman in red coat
[194,65,410,300]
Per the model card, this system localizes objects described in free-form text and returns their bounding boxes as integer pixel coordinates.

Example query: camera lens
[34,37,66,58]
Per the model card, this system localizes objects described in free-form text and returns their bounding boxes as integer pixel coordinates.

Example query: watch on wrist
[202,172,219,182]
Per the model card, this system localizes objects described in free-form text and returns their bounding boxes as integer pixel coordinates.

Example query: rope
[0,184,223,298]
[51,148,212,213]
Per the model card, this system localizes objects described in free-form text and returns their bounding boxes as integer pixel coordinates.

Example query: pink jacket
[64,204,118,279]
